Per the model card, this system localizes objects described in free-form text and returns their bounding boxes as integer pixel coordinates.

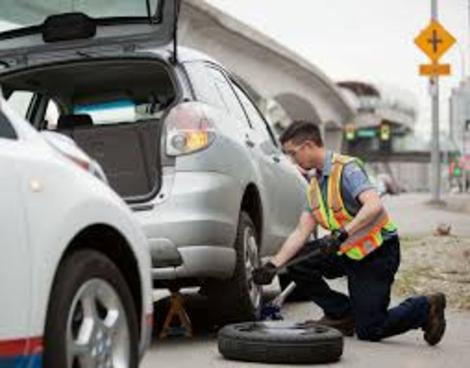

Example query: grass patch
[393,267,434,296]
[400,234,424,243]
[393,269,420,295]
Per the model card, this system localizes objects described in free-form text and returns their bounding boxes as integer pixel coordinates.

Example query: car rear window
[74,99,162,125]
[0,0,162,32]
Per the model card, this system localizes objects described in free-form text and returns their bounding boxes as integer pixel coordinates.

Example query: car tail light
[165,102,216,156]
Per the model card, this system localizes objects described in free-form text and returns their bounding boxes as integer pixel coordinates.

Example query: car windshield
[0,0,161,32]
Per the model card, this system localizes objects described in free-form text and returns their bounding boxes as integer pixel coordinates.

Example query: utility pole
[464,0,470,193]
[468,0,470,77]
[430,0,441,202]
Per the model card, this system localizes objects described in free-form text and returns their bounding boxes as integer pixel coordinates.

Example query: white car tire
[43,249,139,368]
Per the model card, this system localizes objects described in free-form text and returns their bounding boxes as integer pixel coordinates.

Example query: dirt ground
[393,235,470,310]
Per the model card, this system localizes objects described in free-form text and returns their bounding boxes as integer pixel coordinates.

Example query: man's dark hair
[279,120,324,147]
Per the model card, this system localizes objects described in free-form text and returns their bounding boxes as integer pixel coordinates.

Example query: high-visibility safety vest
[307,153,397,261]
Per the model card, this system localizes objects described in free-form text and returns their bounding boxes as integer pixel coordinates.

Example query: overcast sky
[207,0,469,135]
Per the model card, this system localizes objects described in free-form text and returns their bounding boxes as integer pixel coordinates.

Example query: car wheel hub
[66,279,130,368]
[244,227,261,310]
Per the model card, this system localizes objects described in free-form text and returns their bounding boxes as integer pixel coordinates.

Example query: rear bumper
[133,171,242,280]
[151,245,236,280]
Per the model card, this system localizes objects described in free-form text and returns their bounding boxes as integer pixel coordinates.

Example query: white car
[0,92,152,367]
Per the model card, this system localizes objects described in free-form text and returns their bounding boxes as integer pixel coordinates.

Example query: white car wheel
[66,279,130,368]
[44,250,139,368]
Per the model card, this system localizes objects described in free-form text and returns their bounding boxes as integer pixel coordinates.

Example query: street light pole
[430,0,441,201]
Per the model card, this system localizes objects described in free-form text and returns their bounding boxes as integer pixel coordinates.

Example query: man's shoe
[309,315,355,336]
[424,293,446,346]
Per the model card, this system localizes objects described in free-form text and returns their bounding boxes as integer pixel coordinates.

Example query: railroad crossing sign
[415,20,456,62]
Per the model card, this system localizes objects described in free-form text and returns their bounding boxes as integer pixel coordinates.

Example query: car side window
[184,62,249,128]
[0,111,17,139]
[232,82,278,146]
[184,62,222,107]
[206,67,249,127]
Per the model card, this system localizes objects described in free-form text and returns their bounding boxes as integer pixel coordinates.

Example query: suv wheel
[44,249,139,368]
[205,211,262,323]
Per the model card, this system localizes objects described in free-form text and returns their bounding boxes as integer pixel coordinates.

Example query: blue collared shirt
[306,151,374,216]
[306,151,396,239]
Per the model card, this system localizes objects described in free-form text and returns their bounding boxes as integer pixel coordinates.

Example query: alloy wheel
[244,227,262,310]
[66,279,130,368]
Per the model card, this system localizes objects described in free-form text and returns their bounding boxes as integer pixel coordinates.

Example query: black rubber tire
[43,249,139,368]
[204,211,261,324]
[218,321,343,364]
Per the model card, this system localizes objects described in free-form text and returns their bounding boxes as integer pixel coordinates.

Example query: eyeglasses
[282,142,306,159]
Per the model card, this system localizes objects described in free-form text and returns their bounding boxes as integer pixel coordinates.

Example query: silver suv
[0,0,306,321]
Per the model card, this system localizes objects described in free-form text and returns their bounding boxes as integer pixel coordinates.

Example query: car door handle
[272,156,281,163]
[245,139,255,148]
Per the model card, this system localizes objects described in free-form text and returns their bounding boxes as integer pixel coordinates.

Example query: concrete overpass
[337,81,417,134]
[179,0,355,150]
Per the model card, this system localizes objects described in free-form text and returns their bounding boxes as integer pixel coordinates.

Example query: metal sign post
[430,0,440,202]
[415,0,456,202]
[430,75,441,201]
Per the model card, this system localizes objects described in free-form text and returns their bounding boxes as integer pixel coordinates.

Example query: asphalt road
[142,193,470,367]
[142,285,470,368]
[383,193,470,237]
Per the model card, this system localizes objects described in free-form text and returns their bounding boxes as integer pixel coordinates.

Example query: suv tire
[205,211,261,324]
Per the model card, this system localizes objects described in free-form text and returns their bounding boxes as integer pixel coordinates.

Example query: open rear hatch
[1,58,178,200]
[0,0,182,202]
[0,0,180,66]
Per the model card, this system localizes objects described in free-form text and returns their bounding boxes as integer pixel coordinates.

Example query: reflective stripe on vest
[308,153,397,260]
[306,178,329,229]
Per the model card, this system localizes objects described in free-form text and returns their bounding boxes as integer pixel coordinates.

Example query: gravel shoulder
[393,235,470,310]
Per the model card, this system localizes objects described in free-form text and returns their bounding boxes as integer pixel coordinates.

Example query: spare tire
[218,321,343,364]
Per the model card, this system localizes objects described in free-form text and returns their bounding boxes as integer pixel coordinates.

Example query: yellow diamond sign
[415,20,456,62]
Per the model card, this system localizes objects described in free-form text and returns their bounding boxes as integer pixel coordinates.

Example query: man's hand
[253,262,278,285]
[317,229,348,255]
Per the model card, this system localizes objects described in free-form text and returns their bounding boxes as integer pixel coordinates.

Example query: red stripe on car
[0,337,43,357]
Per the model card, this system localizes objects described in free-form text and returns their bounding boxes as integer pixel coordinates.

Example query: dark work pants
[287,236,430,341]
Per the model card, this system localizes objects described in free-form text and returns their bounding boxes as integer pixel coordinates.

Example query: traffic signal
[451,162,462,177]
[345,123,356,141]
[449,158,463,177]
[380,123,391,141]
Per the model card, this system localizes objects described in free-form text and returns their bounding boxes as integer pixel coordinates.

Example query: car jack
[159,289,193,339]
